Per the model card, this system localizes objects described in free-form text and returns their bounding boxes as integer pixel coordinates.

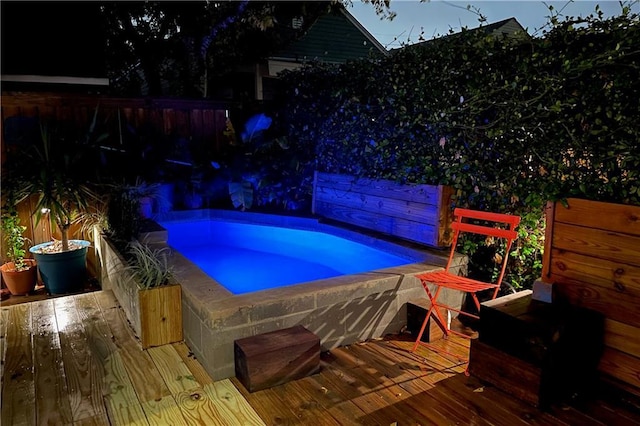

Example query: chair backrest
[444,208,521,289]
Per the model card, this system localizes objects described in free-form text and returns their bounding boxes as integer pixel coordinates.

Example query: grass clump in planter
[125,241,174,290]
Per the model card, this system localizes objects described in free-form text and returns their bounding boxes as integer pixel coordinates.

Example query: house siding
[273,12,385,64]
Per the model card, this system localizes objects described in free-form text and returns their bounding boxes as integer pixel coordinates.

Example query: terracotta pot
[0,259,38,296]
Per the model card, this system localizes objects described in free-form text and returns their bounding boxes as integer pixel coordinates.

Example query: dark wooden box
[471,290,605,408]
[479,291,604,367]
[234,325,320,393]
[469,339,543,407]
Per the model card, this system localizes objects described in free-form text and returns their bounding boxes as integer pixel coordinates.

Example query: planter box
[99,235,183,348]
[541,198,640,395]
[312,172,454,248]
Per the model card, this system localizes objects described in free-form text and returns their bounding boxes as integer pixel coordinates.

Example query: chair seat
[415,271,499,293]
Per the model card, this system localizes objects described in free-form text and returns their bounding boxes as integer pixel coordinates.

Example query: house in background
[234,6,387,101]
[477,17,529,39]
[1,2,109,92]
[394,17,529,53]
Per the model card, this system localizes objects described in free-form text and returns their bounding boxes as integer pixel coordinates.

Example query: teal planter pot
[30,240,91,295]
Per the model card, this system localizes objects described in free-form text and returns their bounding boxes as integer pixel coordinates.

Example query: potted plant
[113,240,182,348]
[106,178,165,248]
[0,209,37,295]
[8,122,100,294]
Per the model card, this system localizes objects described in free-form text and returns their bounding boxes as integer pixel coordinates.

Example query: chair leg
[412,285,446,352]
[412,303,436,352]
[471,293,481,312]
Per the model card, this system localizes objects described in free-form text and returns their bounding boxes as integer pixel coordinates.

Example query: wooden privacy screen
[312,172,454,248]
[542,198,640,395]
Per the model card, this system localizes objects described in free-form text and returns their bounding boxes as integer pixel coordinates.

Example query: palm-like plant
[11,122,102,252]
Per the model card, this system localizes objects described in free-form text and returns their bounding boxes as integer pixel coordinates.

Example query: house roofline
[340,7,389,54]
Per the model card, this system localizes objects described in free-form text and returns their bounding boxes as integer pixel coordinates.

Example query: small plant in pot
[120,240,182,348]
[124,240,174,290]
[8,122,101,295]
[0,208,37,296]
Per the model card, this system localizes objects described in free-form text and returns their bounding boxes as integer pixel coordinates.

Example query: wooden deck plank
[73,293,148,426]
[146,344,200,394]
[93,292,185,425]
[173,387,228,424]
[1,303,35,426]
[270,379,342,426]
[140,395,187,426]
[93,290,174,403]
[364,338,449,387]
[147,345,233,424]
[439,374,566,426]
[3,290,639,426]
[53,296,108,423]
[0,307,8,388]
[72,412,110,426]
[32,299,74,425]
[172,341,214,386]
[289,375,367,425]
[347,341,422,385]
[203,379,266,425]
[345,342,476,425]
[367,339,444,387]
[383,336,461,384]
[320,354,424,425]
[231,376,306,424]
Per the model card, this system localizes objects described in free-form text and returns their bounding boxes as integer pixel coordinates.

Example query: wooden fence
[312,172,454,248]
[542,198,640,396]
[1,91,232,161]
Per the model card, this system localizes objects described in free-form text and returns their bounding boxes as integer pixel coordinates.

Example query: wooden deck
[2,290,639,425]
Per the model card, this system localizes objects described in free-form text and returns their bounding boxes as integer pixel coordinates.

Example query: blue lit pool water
[159,219,416,294]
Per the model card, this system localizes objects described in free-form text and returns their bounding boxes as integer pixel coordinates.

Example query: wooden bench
[234,325,320,392]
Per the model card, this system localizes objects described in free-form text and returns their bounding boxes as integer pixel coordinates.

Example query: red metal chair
[412,208,521,354]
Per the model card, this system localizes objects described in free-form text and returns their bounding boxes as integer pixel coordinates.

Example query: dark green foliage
[106,185,142,247]
[1,210,28,270]
[99,1,334,97]
[276,8,640,290]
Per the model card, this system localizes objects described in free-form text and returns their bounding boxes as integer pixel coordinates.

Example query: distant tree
[100,1,349,97]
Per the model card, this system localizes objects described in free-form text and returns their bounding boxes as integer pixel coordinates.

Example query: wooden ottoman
[234,325,320,392]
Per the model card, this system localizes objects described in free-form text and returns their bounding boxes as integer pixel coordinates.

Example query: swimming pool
[144,209,465,380]
[159,219,419,294]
